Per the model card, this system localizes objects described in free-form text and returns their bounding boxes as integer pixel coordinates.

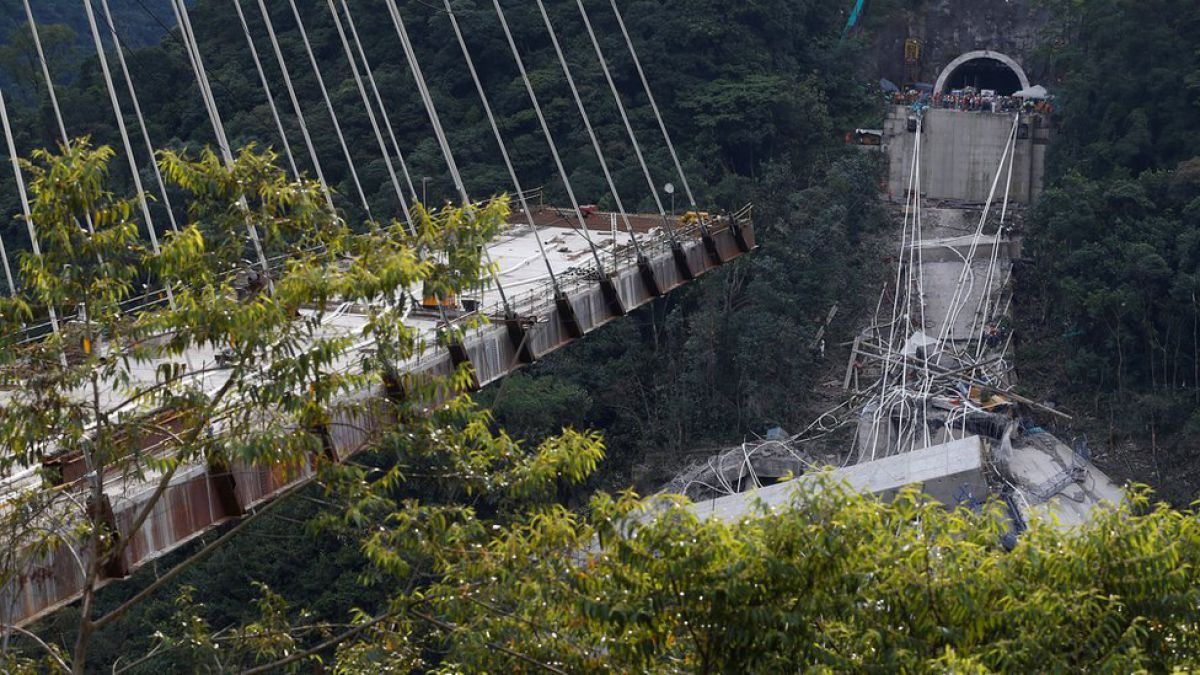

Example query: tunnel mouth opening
[943,57,1023,95]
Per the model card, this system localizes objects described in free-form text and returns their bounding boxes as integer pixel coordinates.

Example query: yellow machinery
[421,287,458,310]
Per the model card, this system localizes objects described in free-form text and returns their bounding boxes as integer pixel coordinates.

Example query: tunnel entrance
[944,58,1022,94]
[934,50,1030,96]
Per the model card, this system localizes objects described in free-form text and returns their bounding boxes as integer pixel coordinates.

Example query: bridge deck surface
[0,216,753,627]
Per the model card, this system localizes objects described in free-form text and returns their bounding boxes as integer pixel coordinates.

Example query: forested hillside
[0,0,885,460]
[0,0,179,95]
[1016,0,1200,498]
[8,0,1200,671]
[1,0,894,669]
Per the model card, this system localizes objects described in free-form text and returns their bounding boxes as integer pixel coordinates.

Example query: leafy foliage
[1018,0,1200,456]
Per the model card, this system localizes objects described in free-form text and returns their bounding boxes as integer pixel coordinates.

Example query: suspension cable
[23,0,101,249]
[284,0,373,220]
[83,1,168,262]
[608,0,696,210]
[443,0,559,292]
[97,0,180,234]
[575,0,677,242]
[490,0,608,275]
[230,0,300,181]
[383,0,513,315]
[171,0,270,275]
[533,0,644,260]
[338,0,418,204]
[0,86,60,335]
[324,0,412,230]
[248,0,334,211]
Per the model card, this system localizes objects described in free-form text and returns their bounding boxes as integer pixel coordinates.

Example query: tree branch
[407,607,569,675]
[1,623,70,673]
[238,609,396,675]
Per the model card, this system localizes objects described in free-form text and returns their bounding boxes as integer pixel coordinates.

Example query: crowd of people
[888,86,1054,115]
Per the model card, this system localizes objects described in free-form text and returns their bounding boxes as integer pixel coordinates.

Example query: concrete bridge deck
[0,214,755,627]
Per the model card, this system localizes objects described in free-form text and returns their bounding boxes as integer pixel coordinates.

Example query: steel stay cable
[941,114,1018,353]
[381,0,466,203]
[230,0,301,182]
[323,0,412,231]
[382,0,514,317]
[442,0,560,292]
[170,0,271,279]
[284,0,373,220]
[97,0,181,235]
[0,226,12,295]
[82,0,177,313]
[22,0,103,257]
[608,0,696,210]
[338,0,418,206]
[971,119,1020,362]
[574,0,678,243]
[934,113,1019,352]
[1,87,59,344]
[247,0,335,213]
[533,0,644,260]
[489,0,608,276]
[867,114,921,460]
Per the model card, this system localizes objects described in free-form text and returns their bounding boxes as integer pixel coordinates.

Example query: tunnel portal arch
[934,50,1030,96]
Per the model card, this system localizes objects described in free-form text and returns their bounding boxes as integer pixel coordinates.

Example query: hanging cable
[383,0,514,316]
[338,0,418,204]
[936,114,1019,352]
[575,0,677,242]
[1,87,60,336]
[324,0,412,230]
[283,0,373,220]
[170,0,270,276]
[533,0,644,261]
[97,0,180,234]
[489,0,608,275]
[608,0,695,210]
[443,0,559,292]
[23,0,101,252]
[230,0,300,181]
[83,0,173,298]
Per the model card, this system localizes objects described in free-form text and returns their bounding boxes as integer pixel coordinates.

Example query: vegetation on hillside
[1017,0,1200,489]
[9,0,1199,672]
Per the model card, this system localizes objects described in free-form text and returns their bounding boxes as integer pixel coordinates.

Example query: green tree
[0,140,603,673]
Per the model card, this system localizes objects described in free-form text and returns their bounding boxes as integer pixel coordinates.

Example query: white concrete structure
[934,50,1031,95]
[884,106,1049,204]
[685,436,989,523]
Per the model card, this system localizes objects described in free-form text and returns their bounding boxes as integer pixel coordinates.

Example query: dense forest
[1016,0,1200,496]
[1,0,894,670]
[9,0,1200,670]
[0,0,179,95]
